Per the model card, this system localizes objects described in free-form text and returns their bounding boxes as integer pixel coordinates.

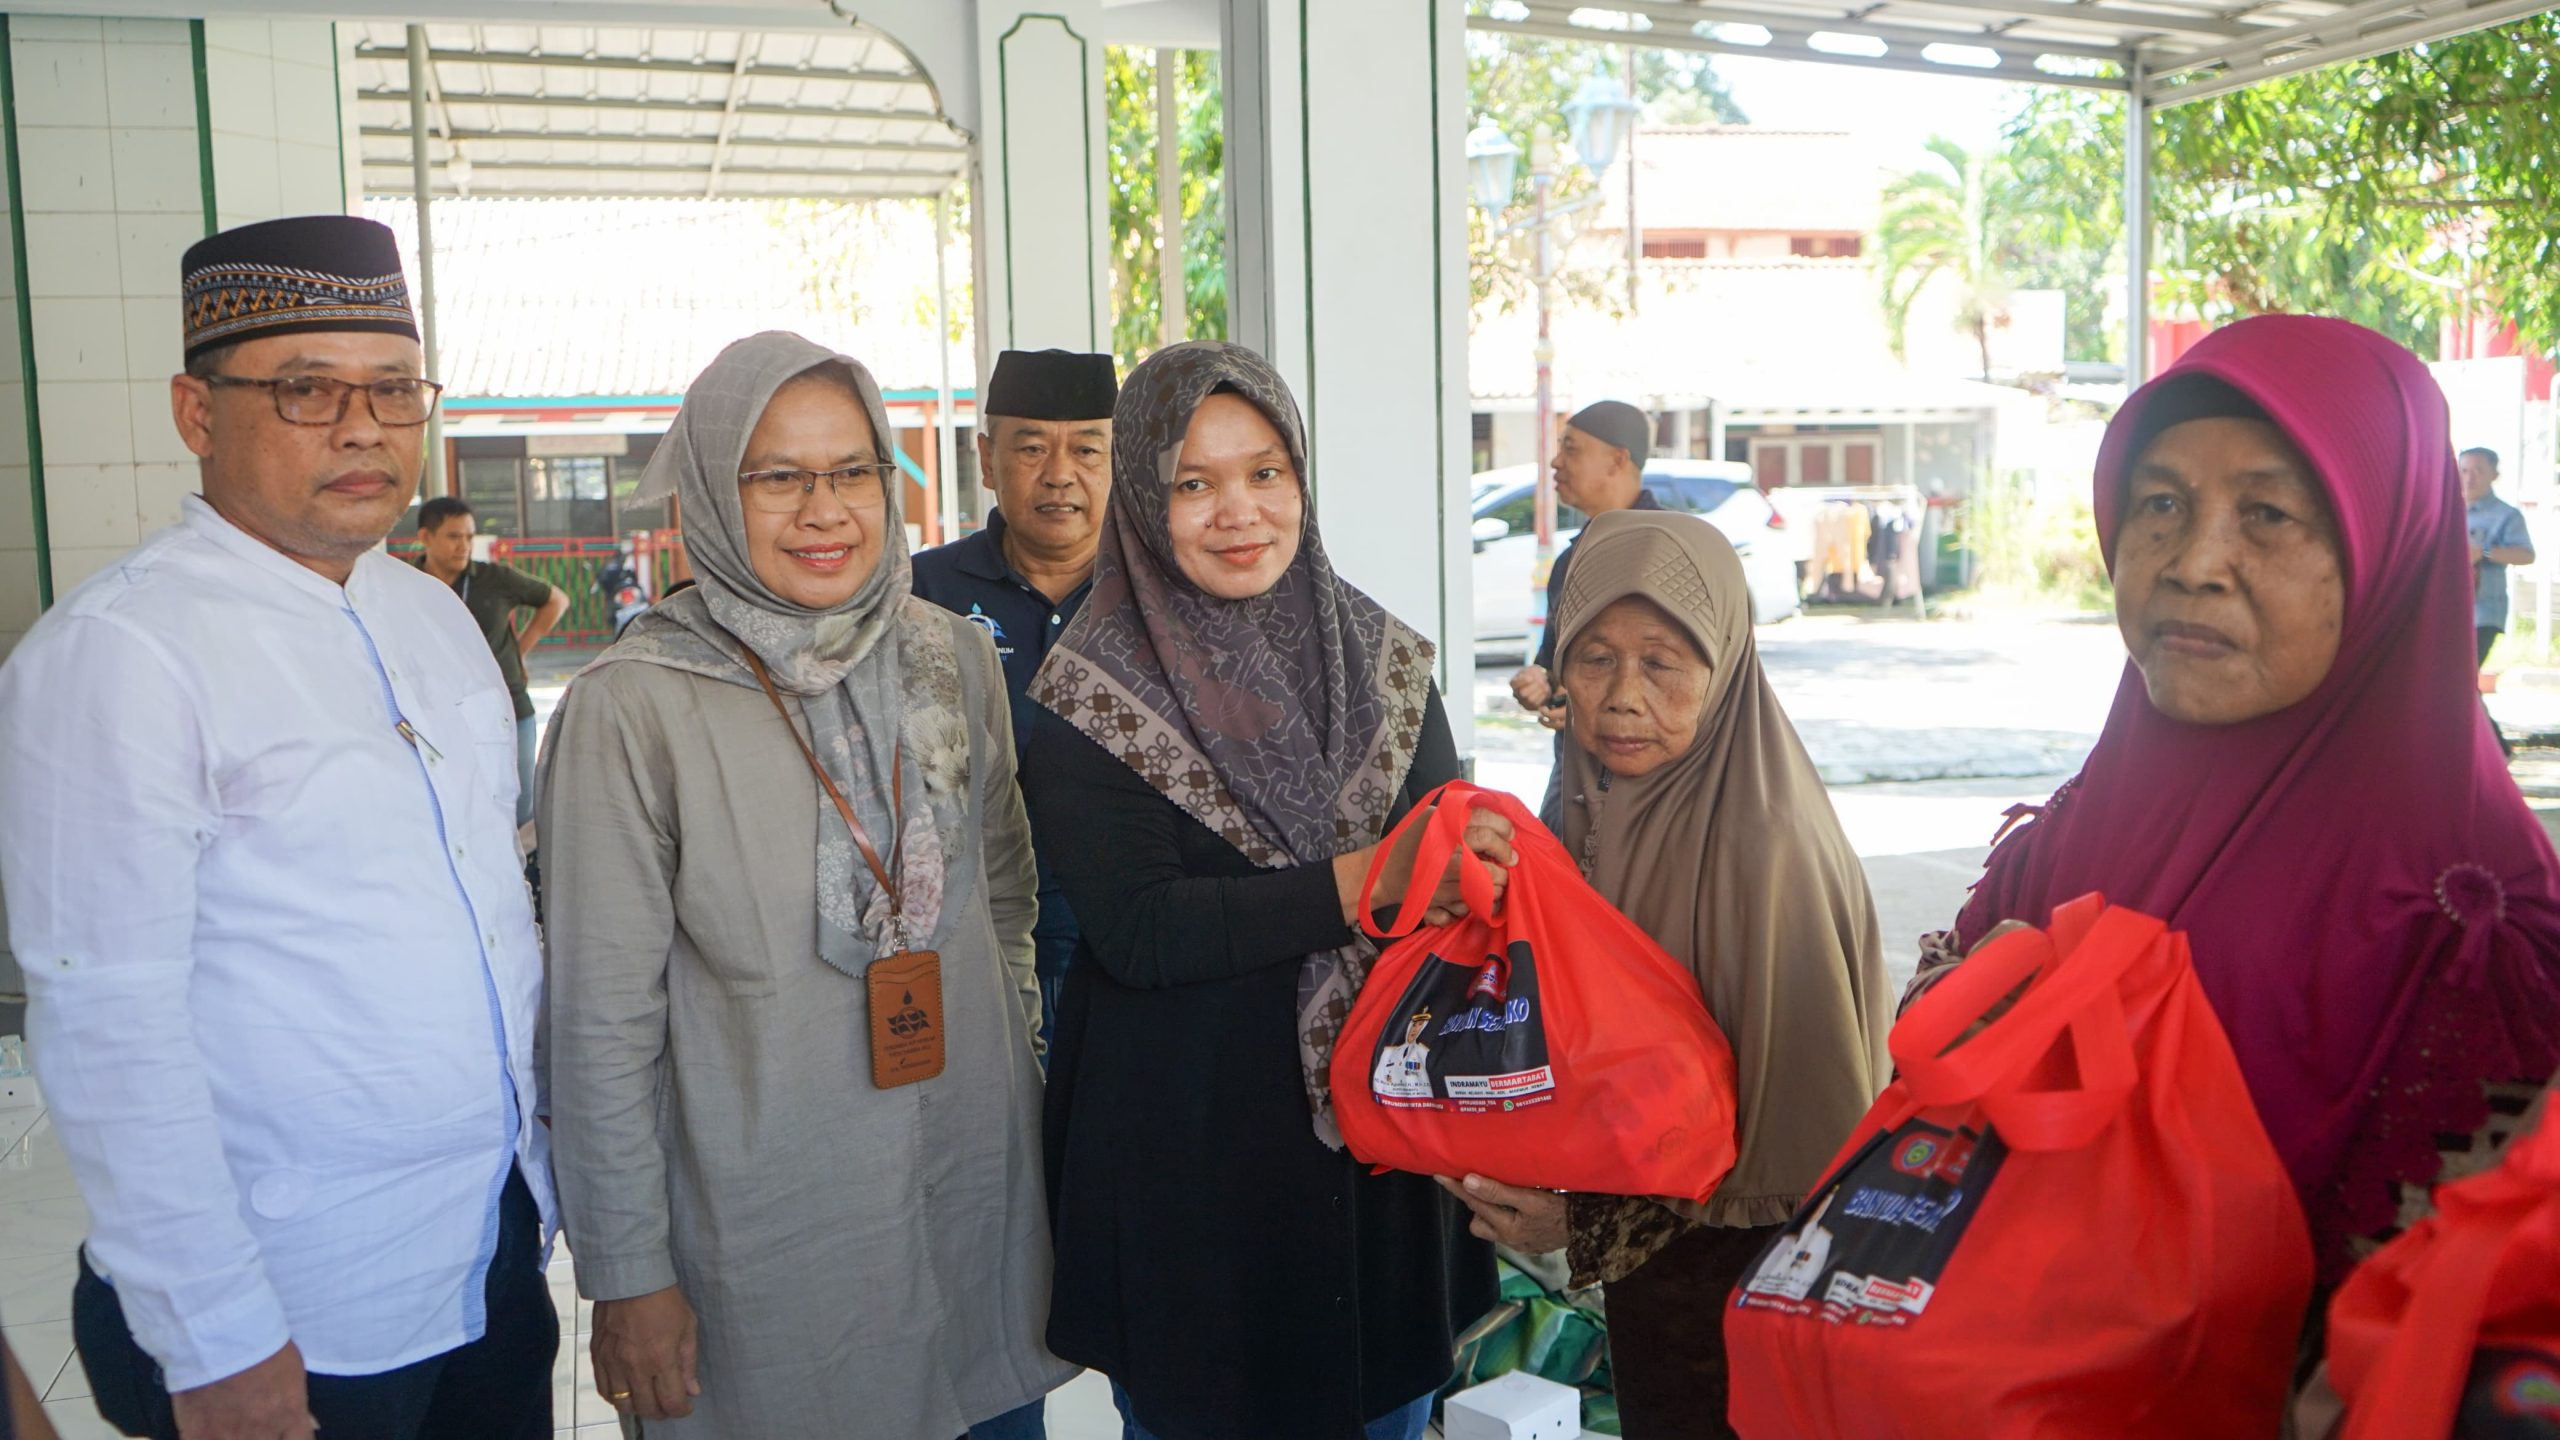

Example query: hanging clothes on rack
[1815,501,1872,602]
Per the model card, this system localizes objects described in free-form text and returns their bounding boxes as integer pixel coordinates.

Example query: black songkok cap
[180,215,419,363]
[1568,399,1652,470]
[983,349,1118,421]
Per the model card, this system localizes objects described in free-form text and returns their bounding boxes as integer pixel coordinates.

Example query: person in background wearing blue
[913,349,1117,1049]
[2463,445,2534,754]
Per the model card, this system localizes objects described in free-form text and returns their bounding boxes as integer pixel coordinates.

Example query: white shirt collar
[180,493,387,609]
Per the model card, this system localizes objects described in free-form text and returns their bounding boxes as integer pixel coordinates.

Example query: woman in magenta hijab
[1928,314,2560,1282]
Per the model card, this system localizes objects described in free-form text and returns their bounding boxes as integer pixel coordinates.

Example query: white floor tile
[572,1342,614,1429]
[0,1251,79,1324]
[0,1117,82,1203]
[46,1342,90,1402]
[1,1318,72,1400]
[549,1325,578,1431]
[0,1102,41,1152]
[40,1393,118,1440]
[0,1193,90,1259]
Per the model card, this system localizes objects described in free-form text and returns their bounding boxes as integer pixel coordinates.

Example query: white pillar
[2124,61,2152,386]
[1156,47,1184,349]
[404,25,442,494]
[971,2,1110,367]
[934,187,958,540]
[1219,0,1472,738]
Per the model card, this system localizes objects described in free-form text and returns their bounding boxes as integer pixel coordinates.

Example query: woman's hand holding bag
[1334,795,1515,928]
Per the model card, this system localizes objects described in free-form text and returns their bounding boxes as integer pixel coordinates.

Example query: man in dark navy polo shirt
[913,348,1117,1050]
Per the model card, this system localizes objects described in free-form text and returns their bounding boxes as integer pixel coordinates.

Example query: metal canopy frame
[347,22,968,201]
[351,19,969,506]
[1469,0,2556,381]
[1468,0,2550,103]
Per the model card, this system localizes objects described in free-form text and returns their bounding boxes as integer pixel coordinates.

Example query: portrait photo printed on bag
[1364,941,1556,1113]
[1733,1118,2008,1327]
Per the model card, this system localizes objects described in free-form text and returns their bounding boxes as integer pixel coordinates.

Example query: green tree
[1990,90,2125,362]
[1878,137,2007,378]
[1987,13,2560,359]
[1634,47,1748,127]
[1105,46,1226,375]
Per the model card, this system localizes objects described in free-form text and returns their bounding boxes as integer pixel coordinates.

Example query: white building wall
[1221,0,1473,737]
[9,16,201,615]
[969,1,1111,368]
[202,20,348,230]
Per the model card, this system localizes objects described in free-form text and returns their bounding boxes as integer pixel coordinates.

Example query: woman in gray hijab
[539,332,1073,1439]
[1023,341,1506,1440]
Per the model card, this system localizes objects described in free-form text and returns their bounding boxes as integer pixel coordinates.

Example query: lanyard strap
[741,649,904,915]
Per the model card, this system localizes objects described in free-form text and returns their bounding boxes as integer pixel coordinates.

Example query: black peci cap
[180,215,418,363]
[982,348,1118,421]
[1567,399,1653,470]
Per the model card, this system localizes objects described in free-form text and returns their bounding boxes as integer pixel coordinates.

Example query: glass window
[459,459,522,537]
[611,457,670,535]
[1912,423,1980,496]
[526,456,612,537]
[1649,477,1740,514]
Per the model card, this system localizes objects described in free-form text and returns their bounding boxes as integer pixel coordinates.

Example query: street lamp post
[1531,128,1559,561]
[1467,69,1639,660]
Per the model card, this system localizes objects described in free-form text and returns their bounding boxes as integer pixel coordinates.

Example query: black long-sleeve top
[1022,686,1496,1440]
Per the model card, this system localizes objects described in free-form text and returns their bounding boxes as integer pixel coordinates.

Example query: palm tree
[1878,136,2010,380]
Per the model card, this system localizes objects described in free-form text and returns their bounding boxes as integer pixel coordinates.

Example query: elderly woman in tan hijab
[1446,508,1891,1439]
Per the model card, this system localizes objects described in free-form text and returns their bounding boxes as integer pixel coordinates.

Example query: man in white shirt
[0,216,554,1440]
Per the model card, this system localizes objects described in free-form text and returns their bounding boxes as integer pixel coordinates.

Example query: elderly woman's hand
[1437,1173,1570,1253]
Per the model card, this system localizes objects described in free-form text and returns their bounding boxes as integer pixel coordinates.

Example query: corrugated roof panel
[354,21,961,201]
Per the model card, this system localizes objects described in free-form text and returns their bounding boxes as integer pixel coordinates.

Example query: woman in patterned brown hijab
[1024,340,1503,1440]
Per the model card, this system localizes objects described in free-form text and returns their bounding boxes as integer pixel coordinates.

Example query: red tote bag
[1328,780,1738,1204]
[1724,894,2312,1439]
[2326,1089,2560,1440]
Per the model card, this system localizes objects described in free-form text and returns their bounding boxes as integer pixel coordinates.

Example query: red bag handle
[1357,780,1507,939]
[2341,1178,2560,1440]
[1892,896,2155,1152]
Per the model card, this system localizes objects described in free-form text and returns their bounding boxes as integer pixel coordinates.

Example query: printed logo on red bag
[1367,941,1559,1115]
[1733,1120,2008,1327]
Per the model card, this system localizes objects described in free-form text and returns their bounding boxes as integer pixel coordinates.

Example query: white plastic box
[1442,1372,1582,1440]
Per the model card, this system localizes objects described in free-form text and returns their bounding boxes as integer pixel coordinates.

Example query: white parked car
[1471,459,1800,660]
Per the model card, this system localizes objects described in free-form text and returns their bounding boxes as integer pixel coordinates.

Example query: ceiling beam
[1469,13,2131,88]
[358,87,954,132]
[360,180,940,201]
[2144,0,2560,99]
[352,44,926,87]
[1859,0,2258,40]
[705,39,758,197]
[1569,0,2134,60]
[363,157,955,182]
[2146,0,2542,76]
[361,124,969,159]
